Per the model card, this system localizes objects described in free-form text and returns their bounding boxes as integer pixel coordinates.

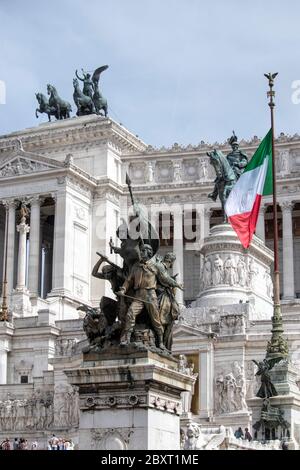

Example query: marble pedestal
[64,346,196,450]
[193,224,274,320]
[248,361,300,449]
[212,410,251,430]
[11,289,32,317]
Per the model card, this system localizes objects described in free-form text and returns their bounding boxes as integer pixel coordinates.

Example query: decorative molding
[90,428,133,450]
[0,156,60,178]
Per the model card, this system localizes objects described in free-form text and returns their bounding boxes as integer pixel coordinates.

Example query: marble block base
[211,411,251,430]
[64,346,196,450]
[248,361,300,449]
[11,289,32,317]
[192,224,274,320]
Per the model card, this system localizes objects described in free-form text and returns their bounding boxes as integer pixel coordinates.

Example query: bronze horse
[35,93,57,122]
[47,84,72,119]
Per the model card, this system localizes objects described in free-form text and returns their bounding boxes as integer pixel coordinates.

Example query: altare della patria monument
[0,65,300,452]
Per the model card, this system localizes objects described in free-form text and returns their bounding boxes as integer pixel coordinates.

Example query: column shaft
[28,198,41,295]
[282,202,295,299]
[51,191,73,296]
[0,348,8,384]
[256,207,265,242]
[6,201,16,295]
[16,217,30,290]
[173,208,184,305]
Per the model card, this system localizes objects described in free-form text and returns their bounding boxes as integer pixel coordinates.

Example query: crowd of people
[0,437,36,450]
[47,434,75,450]
[0,434,75,450]
[234,427,253,441]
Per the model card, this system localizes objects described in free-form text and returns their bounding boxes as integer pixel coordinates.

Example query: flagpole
[264,72,288,365]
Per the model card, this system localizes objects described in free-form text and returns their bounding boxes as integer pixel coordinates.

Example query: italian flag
[225,129,273,248]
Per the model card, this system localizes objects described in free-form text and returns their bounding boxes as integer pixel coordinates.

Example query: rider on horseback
[226,131,248,179]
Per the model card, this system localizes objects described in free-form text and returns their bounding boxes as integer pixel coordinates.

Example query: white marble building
[0,115,300,448]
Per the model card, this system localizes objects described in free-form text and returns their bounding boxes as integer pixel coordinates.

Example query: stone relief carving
[55,337,78,356]
[201,254,264,291]
[181,303,249,329]
[0,157,55,177]
[224,255,238,286]
[0,389,55,431]
[182,423,227,450]
[75,206,87,221]
[173,160,182,182]
[215,361,248,414]
[202,256,212,288]
[237,257,247,287]
[201,254,256,289]
[53,383,79,428]
[199,159,208,180]
[212,255,224,286]
[149,395,181,413]
[81,393,148,410]
[247,258,259,289]
[90,428,133,450]
[264,268,274,298]
[219,314,246,336]
[144,161,155,183]
[278,150,289,173]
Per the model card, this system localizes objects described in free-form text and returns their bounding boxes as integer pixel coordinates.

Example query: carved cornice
[0,117,147,156]
[80,391,181,414]
[123,132,300,158]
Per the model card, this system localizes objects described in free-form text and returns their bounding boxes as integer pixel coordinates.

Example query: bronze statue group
[35,65,108,121]
[79,177,183,355]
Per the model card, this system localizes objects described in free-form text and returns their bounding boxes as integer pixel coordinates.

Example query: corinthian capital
[280,200,294,213]
[1,198,17,209]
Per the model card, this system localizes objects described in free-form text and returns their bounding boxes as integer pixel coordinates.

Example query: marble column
[0,329,13,384]
[256,205,265,242]
[203,207,211,238]
[28,197,41,296]
[50,191,73,296]
[4,200,16,295]
[281,201,295,299]
[173,208,184,305]
[0,346,7,384]
[198,345,214,419]
[16,216,30,291]
[198,207,211,282]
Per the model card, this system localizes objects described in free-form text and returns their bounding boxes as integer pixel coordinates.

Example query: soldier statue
[79,173,183,355]
[116,244,182,351]
[226,131,248,179]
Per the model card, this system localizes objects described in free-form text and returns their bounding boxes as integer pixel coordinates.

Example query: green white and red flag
[225,129,273,248]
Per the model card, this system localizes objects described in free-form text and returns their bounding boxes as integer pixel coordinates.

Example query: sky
[1,0,300,147]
